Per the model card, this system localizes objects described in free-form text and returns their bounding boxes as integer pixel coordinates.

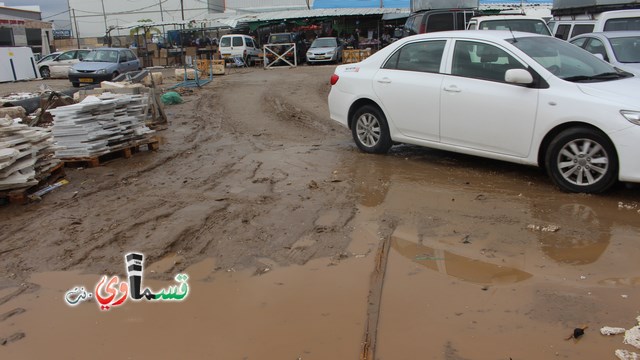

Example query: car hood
[308,47,337,53]
[72,61,114,71]
[577,77,640,108]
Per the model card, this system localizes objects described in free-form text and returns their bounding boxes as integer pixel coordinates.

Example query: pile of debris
[49,93,155,159]
[0,117,60,191]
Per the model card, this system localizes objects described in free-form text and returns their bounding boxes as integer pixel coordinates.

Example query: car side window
[232,37,243,47]
[555,24,571,40]
[245,38,255,48]
[382,41,445,73]
[78,50,90,60]
[584,38,607,60]
[570,37,588,48]
[571,24,595,38]
[58,51,75,61]
[451,41,526,82]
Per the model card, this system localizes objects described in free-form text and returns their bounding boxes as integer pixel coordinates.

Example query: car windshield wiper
[563,72,626,82]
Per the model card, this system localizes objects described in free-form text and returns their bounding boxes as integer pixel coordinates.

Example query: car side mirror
[505,69,534,85]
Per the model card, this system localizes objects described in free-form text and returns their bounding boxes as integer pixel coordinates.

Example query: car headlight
[69,68,78,74]
[96,69,107,74]
[306,52,312,56]
[327,51,335,55]
[621,110,640,125]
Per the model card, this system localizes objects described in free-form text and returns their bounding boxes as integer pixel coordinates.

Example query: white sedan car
[328,31,640,193]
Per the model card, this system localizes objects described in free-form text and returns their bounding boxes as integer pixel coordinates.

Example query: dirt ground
[1,65,640,359]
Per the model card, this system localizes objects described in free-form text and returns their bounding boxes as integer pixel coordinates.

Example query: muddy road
[1,66,640,359]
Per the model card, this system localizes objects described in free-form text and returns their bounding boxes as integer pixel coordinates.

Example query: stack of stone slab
[0,117,60,191]
[49,93,154,159]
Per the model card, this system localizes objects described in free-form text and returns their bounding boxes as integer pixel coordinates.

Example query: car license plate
[79,78,93,83]
[316,56,325,59]
[222,54,230,58]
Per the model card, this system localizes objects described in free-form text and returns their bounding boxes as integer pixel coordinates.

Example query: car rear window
[220,37,231,47]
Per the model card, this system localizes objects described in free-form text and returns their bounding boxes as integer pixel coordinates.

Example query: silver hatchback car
[306,37,343,64]
[68,48,141,87]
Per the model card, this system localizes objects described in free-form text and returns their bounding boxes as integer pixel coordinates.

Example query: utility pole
[180,0,185,21]
[66,0,73,36]
[72,8,80,49]
[100,0,109,33]
[158,0,166,43]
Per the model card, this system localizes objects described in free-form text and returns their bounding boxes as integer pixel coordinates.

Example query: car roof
[221,34,250,37]
[314,37,337,40]
[405,30,546,41]
[595,31,640,38]
[89,47,127,51]
[471,15,545,21]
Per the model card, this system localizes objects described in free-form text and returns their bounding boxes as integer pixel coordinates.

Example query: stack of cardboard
[0,117,60,191]
[50,93,154,159]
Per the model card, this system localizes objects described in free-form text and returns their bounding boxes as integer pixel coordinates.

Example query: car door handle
[377,77,392,84]
[443,85,461,93]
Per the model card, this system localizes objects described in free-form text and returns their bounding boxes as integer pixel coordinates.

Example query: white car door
[372,40,447,142]
[50,50,77,78]
[440,40,538,157]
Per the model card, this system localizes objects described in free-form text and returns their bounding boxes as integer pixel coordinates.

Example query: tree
[129,19,161,48]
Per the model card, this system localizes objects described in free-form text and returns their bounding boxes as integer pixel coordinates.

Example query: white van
[548,9,640,39]
[467,15,552,35]
[219,34,261,65]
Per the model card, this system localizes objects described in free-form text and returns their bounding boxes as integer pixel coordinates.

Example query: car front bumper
[68,73,112,84]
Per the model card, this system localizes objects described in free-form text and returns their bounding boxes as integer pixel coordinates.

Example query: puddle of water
[376,248,639,360]
[391,237,532,285]
[0,255,374,359]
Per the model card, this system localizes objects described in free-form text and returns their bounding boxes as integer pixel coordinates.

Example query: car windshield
[609,35,640,63]
[509,37,630,82]
[269,34,291,43]
[82,50,118,63]
[480,19,551,35]
[311,38,337,48]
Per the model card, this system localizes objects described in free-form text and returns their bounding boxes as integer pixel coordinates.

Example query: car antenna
[506,18,518,43]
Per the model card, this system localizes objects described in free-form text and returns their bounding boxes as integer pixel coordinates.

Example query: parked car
[548,9,640,40]
[569,31,640,76]
[306,37,343,64]
[68,48,141,87]
[328,30,640,193]
[38,49,90,79]
[466,15,551,35]
[264,32,306,65]
[219,34,261,65]
[403,9,477,37]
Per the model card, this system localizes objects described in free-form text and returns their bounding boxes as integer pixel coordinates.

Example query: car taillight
[330,74,339,85]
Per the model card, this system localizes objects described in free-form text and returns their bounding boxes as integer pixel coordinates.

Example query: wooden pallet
[0,162,66,205]
[62,137,160,168]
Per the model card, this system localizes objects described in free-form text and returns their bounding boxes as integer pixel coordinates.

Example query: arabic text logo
[64,252,189,310]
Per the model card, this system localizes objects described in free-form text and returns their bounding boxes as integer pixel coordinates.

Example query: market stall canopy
[313,0,410,8]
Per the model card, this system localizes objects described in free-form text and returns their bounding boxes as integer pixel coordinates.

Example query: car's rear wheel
[111,71,119,80]
[40,66,50,79]
[351,105,392,154]
[545,127,618,193]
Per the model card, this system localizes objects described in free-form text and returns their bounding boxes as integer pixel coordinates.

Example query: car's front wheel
[72,82,79,88]
[40,66,50,79]
[351,105,392,154]
[545,127,618,193]
[111,71,119,80]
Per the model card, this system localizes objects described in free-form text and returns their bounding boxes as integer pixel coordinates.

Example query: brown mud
[1,66,640,359]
